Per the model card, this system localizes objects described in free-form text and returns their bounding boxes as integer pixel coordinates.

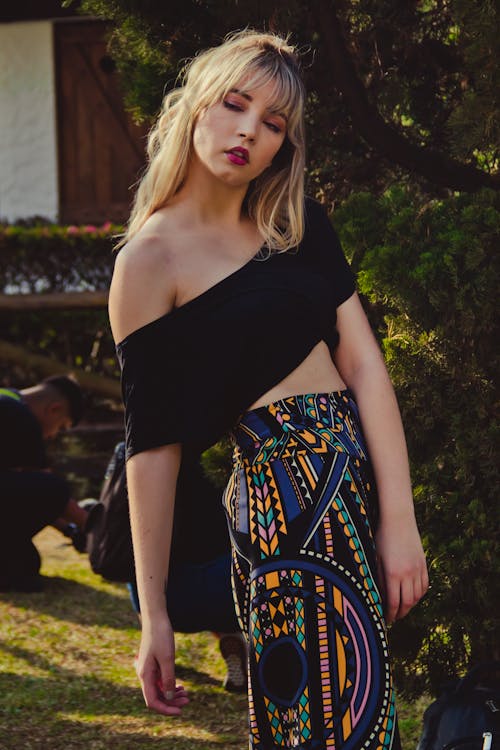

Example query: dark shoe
[61,522,88,553]
[219,633,248,694]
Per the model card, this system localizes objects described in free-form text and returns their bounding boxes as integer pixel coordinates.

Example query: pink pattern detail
[344,599,371,726]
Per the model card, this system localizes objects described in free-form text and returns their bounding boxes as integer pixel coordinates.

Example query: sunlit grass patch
[0,527,427,749]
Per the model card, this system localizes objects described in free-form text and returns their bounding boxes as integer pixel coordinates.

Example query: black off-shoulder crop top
[116,198,356,459]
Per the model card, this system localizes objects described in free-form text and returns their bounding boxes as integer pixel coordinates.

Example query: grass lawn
[0,528,428,749]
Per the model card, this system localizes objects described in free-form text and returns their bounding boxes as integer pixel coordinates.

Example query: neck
[172,158,249,227]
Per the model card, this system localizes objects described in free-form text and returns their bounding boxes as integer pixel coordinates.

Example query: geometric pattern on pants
[224,390,399,749]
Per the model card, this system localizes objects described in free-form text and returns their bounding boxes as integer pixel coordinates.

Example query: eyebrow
[231,88,253,102]
[229,89,288,121]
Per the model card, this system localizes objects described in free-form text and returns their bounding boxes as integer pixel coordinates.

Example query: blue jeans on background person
[127,551,247,693]
[127,551,239,633]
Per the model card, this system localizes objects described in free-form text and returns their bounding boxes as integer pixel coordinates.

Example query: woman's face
[191,80,288,189]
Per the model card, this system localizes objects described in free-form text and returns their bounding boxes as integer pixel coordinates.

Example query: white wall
[0,21,59,222]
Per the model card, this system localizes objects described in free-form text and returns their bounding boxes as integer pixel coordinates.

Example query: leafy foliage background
[72,0,499,199]
[334,187,499,692]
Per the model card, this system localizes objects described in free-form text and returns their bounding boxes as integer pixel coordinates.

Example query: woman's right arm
[109,237,189,715]
[127,445,187,714]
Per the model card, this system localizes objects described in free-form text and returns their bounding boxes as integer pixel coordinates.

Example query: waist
[246,340,345,411]
[231,389,363,463]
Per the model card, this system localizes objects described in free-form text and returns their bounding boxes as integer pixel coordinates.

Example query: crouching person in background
[0,375,87,592]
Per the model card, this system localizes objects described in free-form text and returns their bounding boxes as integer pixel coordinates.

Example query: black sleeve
[116,317,193,460]
[304,197,356,308]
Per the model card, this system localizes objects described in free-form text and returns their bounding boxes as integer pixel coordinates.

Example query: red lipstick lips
[226,147,249,166]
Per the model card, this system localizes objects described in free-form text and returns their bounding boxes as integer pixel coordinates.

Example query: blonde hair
[121,29,306,252]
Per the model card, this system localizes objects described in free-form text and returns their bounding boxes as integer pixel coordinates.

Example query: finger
[385,576,401,625]
[150,685,189,714]
[147,697,184,716]
[139,663,175,714]
[376,556,387,603]
[412,574,423,605]
[170,689,190,707]
[406,560,429,609]
[421,565,430,596]
[174,685,189,701]
[397,576,415,620]
[155,681,190,705]
[137,659,182,716]
[159,658,176,703]
[139,664,161,707]
[402,563,431,619]
[142,686,186,716]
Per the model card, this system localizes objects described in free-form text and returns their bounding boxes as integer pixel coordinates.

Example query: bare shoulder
[109,221,177,344]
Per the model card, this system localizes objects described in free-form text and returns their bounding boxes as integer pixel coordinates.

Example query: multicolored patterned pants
[223,391,400,749]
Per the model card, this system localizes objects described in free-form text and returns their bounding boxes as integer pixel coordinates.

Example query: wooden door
[55,21,148,223]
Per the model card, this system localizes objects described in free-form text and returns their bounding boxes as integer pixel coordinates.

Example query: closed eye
[223,98,284,133]
[265,121,283,134]
[223,100,243,112]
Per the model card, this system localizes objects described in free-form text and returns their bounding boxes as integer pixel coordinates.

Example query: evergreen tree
[71,0,499,199]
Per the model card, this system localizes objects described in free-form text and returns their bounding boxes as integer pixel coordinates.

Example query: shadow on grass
[0,710,245,750]
[0,639,222,692]
[0,664,246,749]
[0,668,226,716]
[0,575,136,629]
[0,716,245,750]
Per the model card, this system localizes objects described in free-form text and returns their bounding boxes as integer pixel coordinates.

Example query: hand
[135,614,189,716]
[375,513,429,624]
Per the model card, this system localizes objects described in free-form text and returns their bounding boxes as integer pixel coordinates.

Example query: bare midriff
[247,340,347,410]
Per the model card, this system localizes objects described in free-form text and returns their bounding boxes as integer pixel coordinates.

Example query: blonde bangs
[189,37,304,130]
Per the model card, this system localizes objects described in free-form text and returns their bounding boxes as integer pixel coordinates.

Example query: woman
[109,29,428,749]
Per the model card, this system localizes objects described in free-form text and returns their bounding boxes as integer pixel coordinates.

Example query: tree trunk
[312,0,499,192]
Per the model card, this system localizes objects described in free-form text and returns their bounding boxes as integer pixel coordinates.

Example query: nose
[238,129,255,142]
[238,113,258,141]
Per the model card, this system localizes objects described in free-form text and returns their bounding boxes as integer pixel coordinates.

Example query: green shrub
[0,221,123,382]
[0,220,122,293]
[334,187,499,694]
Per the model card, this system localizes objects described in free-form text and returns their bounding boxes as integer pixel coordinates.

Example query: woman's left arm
[334,292,429,624]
